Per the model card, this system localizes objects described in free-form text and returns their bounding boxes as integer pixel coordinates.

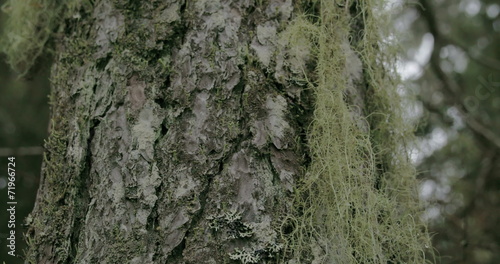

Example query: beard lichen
[0,0,86,76]
[280,1,432,263]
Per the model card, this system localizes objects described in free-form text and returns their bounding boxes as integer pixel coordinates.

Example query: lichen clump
[208,210,254,239]
[0,0,82,75]
[281,1,432,263]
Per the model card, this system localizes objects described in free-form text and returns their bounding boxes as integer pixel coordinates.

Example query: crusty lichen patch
[229,240,284,264]
[207,209,285,264]
[208,210,254,239]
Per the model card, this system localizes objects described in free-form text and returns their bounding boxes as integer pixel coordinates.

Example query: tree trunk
[24,0,429,263]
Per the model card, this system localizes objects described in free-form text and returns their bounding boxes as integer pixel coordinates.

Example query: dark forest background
[397,0,500,263]
[0,1,51,263]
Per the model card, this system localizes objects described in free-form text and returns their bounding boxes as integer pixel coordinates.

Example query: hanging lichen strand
[281,1,431,263]
[0,0,85,76]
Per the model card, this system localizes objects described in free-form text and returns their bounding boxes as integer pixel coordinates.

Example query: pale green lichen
[229,248,260,264]
[280,1,432,263]
[0,0,85,76]
[207,209,254,239]
[229,241,284,264]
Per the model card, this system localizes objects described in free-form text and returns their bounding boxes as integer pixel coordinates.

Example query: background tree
[398,0,500,263]
[1,0,430,263]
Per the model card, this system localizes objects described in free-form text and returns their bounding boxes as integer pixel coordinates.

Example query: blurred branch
[417,0,500,72]
[444,37,500,72]
[0,146,44,156]
[418,0,500,151]
[458,148,496,217]
[460,149,496,217]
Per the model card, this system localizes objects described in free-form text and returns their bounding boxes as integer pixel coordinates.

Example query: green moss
[101,226,146,263]
[23,91,74,262]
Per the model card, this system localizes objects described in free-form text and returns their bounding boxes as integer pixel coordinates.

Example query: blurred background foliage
[0,0,51,262]
[0,0,498,263]
[397,0,500,263]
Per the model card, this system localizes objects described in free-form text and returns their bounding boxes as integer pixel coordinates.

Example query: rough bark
[26,0,316,263]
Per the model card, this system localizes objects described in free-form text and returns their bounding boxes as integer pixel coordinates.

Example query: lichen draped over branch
[0,0,83,76]
[280,1,432,263]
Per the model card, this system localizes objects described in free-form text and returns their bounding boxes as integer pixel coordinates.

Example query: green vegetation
[281,1,431,263]
[0,0,83,76]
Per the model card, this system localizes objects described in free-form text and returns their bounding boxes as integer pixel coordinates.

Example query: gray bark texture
[26,0,316,263]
